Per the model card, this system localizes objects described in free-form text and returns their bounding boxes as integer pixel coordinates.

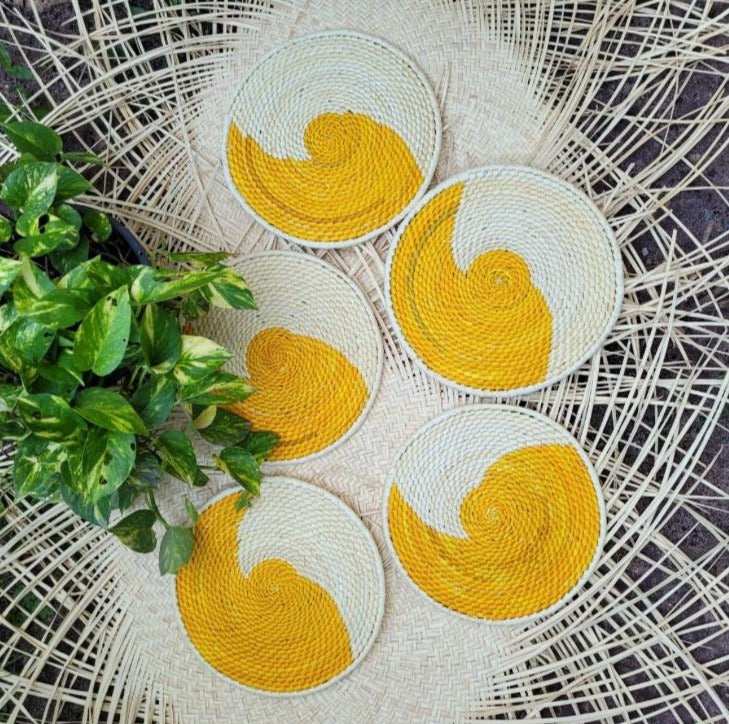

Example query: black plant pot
[75,205,151,267]
[108,215,151,266]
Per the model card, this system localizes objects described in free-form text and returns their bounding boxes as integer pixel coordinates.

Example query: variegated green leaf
[109,509,157,553]
[74,286,131,375]
[0,258,21,295]
[0,161,57,216]
[195,407,251,446]
[74,387,147,434]
[80,426,136,502]
[159,526,194,575]
[156,428,203,485]
[13,434,65,500]
[214,446,261,495]
[178,371,254,406]
[130,374,177,429]
[173,335,230,384]
[141,305,181,373]
[16,392,87,442]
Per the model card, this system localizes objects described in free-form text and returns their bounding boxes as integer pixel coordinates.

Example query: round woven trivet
[224,30,441,247]
[176,478,385,696]
[383,405,606,623]
[192,251,382,462]
[386,166,623,396]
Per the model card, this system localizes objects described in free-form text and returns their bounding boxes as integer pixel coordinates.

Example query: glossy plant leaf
[75,387,147,434]
[158,526,194,575]
[109,509,157,553]
[74,286,131,375]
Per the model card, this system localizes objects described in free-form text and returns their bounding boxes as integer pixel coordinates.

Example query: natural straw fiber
[384,405,606,622]
[224,31,441,247]
[176,478,385,695]
[192,251,382,462]
[386,166,623,396]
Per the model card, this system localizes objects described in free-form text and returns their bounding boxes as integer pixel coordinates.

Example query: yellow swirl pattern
[388,444,601,620]
[227,112,423,241]
[390,183,553,390]
[177,494,353,692]
[228,327,368,460]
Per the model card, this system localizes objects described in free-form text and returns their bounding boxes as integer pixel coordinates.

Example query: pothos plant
[0,120,276,574]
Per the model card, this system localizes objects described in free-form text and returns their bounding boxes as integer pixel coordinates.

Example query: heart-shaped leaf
[213,446,261,495]
[173,335,230,385]
[178,371,254,406]
[1,121,61,161]
[207,268,256,310]
[54,166,91,202]
[15,287,92,329]
[1,161,57,217]
[82,209,112,242]
[127,450,162,490]
[158,526,194,575]
[130,374,177,429]
[141,305,181,373]
[0,318,55,374]
[75,387,147,434]
[109,509,157,553]
[195,406,251,446]
[16,392,87,443]
[75,426,136,502]
[74,286,131,375]
[242,430,278,464]
[156,428,201,485]
[13,435,65,500]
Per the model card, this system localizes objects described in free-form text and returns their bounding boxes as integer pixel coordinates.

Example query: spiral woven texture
[385,406,605,621]
[193,252,382,462]
[176,479,385,694]
[387,167,623,395]
[225,31,441,247]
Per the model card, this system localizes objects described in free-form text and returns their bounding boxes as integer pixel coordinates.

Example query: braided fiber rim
[385,166,624,397]
[193,250,383,464]
[383,405,607,624]
[223,30,442,248]
[176,478,386,697]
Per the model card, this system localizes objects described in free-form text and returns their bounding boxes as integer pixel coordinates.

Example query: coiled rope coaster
[177,478,385,694]
[384,405,605,622]
[386,166,623,396]
[194,251,382,462]
[224,30,441,247]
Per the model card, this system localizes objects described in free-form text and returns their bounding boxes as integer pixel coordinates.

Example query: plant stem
[146,489,170,530]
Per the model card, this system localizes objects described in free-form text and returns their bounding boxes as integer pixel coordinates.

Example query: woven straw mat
[176,478,385,694]
[224,31,441,247]
[386,166,623,396]
[384,405,606,622]
[192,251,383,462]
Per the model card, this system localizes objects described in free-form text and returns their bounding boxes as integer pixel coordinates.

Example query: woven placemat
[224,30,441,247]
[176,478,385,695]
[386,166,623,396]
[384,405,606,622]
[192,251,382,462]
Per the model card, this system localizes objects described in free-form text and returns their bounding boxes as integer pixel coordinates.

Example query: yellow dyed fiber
[227,112,423,241]
[390,183,553,390]
[228,327,368,460]
[388,444,601,620]
[176,495,353,692]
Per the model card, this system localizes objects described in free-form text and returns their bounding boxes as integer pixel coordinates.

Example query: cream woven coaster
[384,405,606,623]
[192,251,382,462]
[386,166,623,396]
[224,30,441,247]
[176,478,385,695]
